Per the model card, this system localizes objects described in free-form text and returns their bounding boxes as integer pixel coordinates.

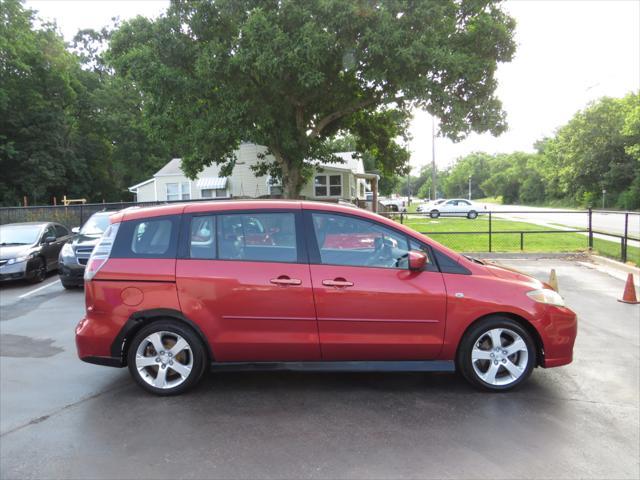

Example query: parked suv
[58,211,113,289]
[76,201,577,395]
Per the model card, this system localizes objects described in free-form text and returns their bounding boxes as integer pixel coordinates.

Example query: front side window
[218,212,297,263]
[311,212,411,269]
[54,224,69,238]
[314,175,342,197]
[166,182,190,201]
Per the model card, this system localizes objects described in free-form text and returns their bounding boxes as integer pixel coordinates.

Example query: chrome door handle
[270,277,302,286]
[322,279,354,288]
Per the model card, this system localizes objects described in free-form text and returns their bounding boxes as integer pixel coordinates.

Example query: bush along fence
[382,208,639,266]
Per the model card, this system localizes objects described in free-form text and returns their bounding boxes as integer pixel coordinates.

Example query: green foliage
[0,1,168,206]
[108,0,516,197]
[416,93,639,210]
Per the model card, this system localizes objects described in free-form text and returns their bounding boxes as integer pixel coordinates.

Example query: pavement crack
[0,382,130,438]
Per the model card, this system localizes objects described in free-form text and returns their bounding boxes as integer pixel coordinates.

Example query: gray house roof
[154,158,183,176]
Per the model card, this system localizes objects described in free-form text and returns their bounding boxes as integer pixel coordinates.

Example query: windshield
[80,214,111,235]
[0,225,42,245]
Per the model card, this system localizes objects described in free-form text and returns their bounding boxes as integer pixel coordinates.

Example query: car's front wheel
[127,321,207,396]
[28,257,47,283]
[467,210,478,219]
[430,210,440,219]
[458,316,536,392]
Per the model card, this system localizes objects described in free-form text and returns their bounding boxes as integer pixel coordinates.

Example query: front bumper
[540,306,578,368]
[59,263,85,286]
[0,261,28,281]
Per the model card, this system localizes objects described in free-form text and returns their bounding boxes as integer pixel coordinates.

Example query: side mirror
[408,250,427,271]
[44,236,56,244]
[71,227,80,234]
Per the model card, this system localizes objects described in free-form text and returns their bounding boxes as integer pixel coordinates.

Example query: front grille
[75,246,94,265]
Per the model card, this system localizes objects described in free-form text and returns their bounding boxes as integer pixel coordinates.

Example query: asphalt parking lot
[1,259,638,480]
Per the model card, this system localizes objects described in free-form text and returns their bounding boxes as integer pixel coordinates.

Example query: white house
[129,142,378,205]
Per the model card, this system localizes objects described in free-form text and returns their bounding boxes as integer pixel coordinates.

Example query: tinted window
[311,213,410,269]
[43,225,56,241]
[218,212,297,263]
[112,215,179,259]
[189,215,216,259]
[54,224,69,238]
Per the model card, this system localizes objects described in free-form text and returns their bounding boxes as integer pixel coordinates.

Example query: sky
[27,0,640,173]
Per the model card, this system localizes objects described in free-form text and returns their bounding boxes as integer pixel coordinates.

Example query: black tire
[28,257,47,284]
[457,316,536,392]
[467,210,478,219]
[127,320,207,396]
[429,210,440,219]
[61,280,79,290]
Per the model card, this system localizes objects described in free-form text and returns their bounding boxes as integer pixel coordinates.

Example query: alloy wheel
[471,328,528,386]
[135,331,194,389]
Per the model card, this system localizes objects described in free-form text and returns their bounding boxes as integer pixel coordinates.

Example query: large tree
[109,0,516,197]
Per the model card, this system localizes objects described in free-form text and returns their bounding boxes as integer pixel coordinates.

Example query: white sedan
[426,199,484,219]
[416,198,445,213]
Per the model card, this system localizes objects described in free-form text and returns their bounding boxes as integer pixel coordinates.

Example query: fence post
[400,212,404,224]
[488,212,492,252]
[79,205,84,227]
[622,212,629,263]
[588,207,593,250]
[520,232,524,251]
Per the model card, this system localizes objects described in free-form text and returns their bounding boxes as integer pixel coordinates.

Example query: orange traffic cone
[618,274,640,304]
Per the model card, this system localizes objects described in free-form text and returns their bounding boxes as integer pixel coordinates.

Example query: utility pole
[468,175,472,200]
[431,116,437,200]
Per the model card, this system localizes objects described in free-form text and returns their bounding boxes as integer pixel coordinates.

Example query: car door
[176,209,321,362]
[40,225,60,269]
[53,224,71,264]
[305,210,447,361]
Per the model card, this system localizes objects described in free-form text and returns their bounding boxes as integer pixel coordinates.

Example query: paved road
[487,203,640,239]
[1,262,639,479]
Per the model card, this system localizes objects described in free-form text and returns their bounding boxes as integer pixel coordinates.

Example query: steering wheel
[365,237,396,267]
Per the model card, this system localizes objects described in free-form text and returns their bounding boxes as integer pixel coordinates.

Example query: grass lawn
[394,214,640,266]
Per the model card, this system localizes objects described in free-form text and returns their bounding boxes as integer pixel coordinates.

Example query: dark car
[58,211,113,289]
[0,222,71,283]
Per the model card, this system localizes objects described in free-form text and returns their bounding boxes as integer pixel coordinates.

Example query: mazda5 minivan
[76,201,577,395]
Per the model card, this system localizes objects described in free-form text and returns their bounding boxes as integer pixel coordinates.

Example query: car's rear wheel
[458,316,536,392]
[430,210,440,219]
[28,257,47,283]
[127,321,207,396]
[467,210,478,219]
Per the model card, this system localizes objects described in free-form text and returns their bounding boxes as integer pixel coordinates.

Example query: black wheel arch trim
[455,312,545,367]
[111,308,214,365]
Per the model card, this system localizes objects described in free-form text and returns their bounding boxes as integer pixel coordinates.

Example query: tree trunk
[272,146,306,199]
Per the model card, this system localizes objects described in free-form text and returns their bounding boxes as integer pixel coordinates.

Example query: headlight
[527,289,565,307]
[6,254,33,265]
[60,243,75,259]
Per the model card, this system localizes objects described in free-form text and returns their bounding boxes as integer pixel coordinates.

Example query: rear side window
[112,215,179,259]
[189,215,216,259]
[218,212,297,263]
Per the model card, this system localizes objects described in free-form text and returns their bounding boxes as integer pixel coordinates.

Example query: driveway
[1,261,639,479]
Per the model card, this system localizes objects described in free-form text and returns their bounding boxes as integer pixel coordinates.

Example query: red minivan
[76,201,577,395]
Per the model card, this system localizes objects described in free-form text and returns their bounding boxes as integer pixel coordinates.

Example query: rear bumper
[80,355,124,367]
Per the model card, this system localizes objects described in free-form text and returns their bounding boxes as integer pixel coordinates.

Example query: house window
[166,182,190,201]
[267,177,283,196]
[201,188,227,198]
[314,174,342,197]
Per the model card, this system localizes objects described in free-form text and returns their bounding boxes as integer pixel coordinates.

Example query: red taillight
[84,222,120,281]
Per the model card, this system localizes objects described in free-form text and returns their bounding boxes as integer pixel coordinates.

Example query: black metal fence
[1,201,638,265]
[382,208,640,265]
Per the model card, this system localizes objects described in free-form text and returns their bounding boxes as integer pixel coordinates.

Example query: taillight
[84,222,120,281]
